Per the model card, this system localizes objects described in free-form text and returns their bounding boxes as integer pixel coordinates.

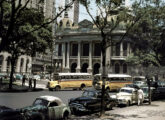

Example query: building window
[94,43,101,56]
[123,42,127,56]
[116,44,120,56]
[82,43,89,56]
[58,44,62,56]
[115,63,120,73]
[72,43,78,56]
[123,63,127,73]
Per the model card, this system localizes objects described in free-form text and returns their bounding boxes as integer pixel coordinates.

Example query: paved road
[1,89,165,120]
[0,90,83,108]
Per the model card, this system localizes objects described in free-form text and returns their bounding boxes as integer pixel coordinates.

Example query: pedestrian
[29,78,32,89]
[33,79,36,89]
[22,75,26,86]
[137,88,144,106]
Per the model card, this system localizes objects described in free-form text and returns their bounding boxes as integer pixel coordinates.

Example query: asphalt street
[0,90,83,108]
[1,88,165,120]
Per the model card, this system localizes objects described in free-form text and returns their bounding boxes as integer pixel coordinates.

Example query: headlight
[83,102,87,107]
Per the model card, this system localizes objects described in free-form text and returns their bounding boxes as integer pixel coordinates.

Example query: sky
[78,0,132,22]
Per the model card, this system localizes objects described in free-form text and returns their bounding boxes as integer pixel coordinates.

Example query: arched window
[81,63,88,73]
[66,20,70,27]
[123,63,127,73]
[71,63,77,73]
[93,63,100,75]
[115,63,120,73]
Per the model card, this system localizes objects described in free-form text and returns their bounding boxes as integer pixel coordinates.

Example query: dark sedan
[68,89,116,115]
[0,105,24,120]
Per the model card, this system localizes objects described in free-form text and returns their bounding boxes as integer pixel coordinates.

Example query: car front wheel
[126,101,130,107]
[62,111,69,120]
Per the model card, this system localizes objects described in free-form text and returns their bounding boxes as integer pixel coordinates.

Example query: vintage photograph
[0,0,165,120]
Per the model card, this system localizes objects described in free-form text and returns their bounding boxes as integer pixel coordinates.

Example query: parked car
[20,96,71,120]
[133,81,147,88]
[116,87,138,106]
[0,105,24,120]
[68,89,116,115]
[141,87,155,101]
[152,81,165,100]
[33,75,41,80]
[15,74,23,80]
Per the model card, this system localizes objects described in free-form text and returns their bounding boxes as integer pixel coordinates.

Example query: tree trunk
[100,36,107,116]
[9,57,16,90]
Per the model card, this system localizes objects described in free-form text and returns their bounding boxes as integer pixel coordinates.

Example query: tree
[126,0,165,104]
[127,0,165,66]
[80,0,141,116]
[1,1,52,89]
[0,0,76,52]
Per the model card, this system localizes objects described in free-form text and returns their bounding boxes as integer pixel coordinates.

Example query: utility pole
[146,75,151,105]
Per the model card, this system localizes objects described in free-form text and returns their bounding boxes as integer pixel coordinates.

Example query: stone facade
[54,19,132,75]
[0,0,55,75]
[0,52,32,74]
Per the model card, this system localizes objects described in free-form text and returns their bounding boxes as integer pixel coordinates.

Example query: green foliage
[127,0,165,66]
[1,2,52,56]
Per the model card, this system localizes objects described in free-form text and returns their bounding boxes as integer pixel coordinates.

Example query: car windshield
[33,98,49,106]
[120,89,132,94]
[142,88,148,93]
[82,91,96,97]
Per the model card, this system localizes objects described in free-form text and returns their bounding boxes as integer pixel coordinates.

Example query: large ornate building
[54,18,132,75]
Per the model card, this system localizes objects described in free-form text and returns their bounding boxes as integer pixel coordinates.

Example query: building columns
[22,57,27,73]
[87,42,92,73]
[66,42,70,72]
[62,42,66,69]
[76,42,81,72]
[127,43,130,56]
[120,42,123,56]
[15,58,21,73]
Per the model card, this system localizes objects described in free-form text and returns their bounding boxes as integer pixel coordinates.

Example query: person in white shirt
[137,88,144,106]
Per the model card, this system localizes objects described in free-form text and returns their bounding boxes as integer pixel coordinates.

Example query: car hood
[21,105,47,113]
[70,96,96,104]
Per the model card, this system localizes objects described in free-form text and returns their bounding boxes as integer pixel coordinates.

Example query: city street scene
[0,0,165,120]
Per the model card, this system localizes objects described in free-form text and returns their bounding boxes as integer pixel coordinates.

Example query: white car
[33,75,41,80]
[116,87,138,106]
[21,95,71,120]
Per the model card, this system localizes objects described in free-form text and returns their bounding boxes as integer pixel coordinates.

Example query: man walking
[138,88,144,106]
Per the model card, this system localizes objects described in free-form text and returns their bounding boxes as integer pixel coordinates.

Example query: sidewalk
[71,101,165,120]
[15,79,48,90]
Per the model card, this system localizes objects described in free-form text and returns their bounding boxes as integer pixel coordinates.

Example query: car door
[48,102,62,120]
[132,90,138,103]
[87,92,101,111]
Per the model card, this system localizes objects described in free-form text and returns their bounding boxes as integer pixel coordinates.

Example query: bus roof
[133,76,145,79]
[95,74,131,78]
[57,73,92,76]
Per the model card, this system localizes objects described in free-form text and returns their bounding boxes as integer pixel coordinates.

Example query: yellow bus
[93,74,133,92]
[48,73,93,91]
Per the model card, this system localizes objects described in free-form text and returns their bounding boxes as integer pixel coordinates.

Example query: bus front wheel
[55,86,61,91]
[80,84,86,90]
